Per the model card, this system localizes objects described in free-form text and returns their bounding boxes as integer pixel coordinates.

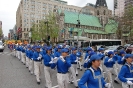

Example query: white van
[0,41,4,52]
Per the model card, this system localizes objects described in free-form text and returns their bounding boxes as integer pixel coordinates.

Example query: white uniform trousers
[34,61,41,82]
[21,53,26,64]
[57,73,69,88]
[69,64,78,86]
[29,59,34,74]
[77,61,82,70]
[44,66,53,88]
[21,52,23,62]
[17,51,19,59]
[115,64,122,81]
[122,82,133,88]
[106,67,114,88]
[15,50,17,57]
[18,51,21,60]
[26,56,29,68]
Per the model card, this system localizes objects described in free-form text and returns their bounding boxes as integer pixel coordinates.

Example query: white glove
[122,57,125,60]
[108,59,112,62]
[60,56,65,62]
[127,81,133,85]
[49,61,53,64]
[75,59,78,62]
[37,57,41,60]
[61,58,65,62]
[105,83,111,88]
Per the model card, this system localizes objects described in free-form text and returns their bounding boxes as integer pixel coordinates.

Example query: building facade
[114,0,125,17]
[125,0,133,9]
[8,29,14,40]
[81,0,112,27]
[0,21,3,39]
[56,0,116,42]
[16,0,81,41]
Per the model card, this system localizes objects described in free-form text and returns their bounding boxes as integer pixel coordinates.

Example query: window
[103,10,106,15]
[97,10,99,15]
[24,28,26,31]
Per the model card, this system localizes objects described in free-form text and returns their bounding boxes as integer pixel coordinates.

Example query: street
[0,47,122,88]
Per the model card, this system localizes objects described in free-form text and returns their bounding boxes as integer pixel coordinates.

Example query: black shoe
[76,74,78,76]
[80,69,82,71]
[76,86,78,88]
[114,80,119,84]
[70,81,73,84]
[77,68,80,69]
[37,82,40,85]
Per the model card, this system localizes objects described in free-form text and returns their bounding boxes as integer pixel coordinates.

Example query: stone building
[54,0,117,42]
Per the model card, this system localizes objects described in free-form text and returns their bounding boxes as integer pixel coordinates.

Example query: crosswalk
[0,52,12,55]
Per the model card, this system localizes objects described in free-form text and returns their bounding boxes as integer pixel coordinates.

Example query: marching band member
[17,44,21,60]
[117,50,126,70]
[25,45,30,68]
[33,46,42,84]
[83,51,96,68]
[78,54,111,88]
[76,51,82,71]
[43,46,54,88]
[54,45,62,57]
[113,50,119,84]
[28,46,34,75]
[97,48,105,71]
[118,54,133,88]
[104,51,115,88]
[51,48,71,88]
[84,47,93,60]
[21,44,26,65]
[69,47,78,87]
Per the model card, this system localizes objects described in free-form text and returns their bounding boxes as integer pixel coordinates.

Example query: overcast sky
[0,0,113,36]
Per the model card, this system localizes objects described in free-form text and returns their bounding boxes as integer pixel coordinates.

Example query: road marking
[52,79,80,88]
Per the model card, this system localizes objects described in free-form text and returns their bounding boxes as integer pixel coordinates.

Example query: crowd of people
[8,42,133,88]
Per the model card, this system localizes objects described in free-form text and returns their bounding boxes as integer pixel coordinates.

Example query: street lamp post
[45,20,50,45]
[76,20,80,49]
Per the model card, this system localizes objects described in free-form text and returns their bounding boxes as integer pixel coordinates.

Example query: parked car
[104,46,125,55]
[126,45,133,54]
[0,41,4,52]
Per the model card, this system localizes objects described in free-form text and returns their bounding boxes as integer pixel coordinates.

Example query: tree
[45,13,59,42]
[0,28,3,37]
[31,12,59,43]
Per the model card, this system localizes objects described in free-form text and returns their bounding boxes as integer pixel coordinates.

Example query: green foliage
[0,28,2,37]
[31,13,59,42]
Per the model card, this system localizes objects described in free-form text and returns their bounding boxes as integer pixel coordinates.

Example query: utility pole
[76,20,80,49]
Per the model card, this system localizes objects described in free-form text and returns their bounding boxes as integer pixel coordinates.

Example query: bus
[65,36,122,49]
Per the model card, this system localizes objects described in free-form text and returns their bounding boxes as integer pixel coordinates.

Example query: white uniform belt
[126,78,133,80]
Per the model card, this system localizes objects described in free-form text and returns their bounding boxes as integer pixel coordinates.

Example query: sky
[0,0,114,37]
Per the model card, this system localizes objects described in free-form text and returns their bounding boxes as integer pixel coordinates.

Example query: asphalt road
[0,47,122,88]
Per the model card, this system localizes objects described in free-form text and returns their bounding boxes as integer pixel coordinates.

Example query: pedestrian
[28,46,34,75]
[33,46,42,84]
[113,50,119,84]
[51,48,71,88]
[104,51,115,88]
[78,54,111,88]
[43,46,54,88]
[54,45,62,57]
[76,51,82,71]
[118,54,133,88]
[69,47,78,87]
